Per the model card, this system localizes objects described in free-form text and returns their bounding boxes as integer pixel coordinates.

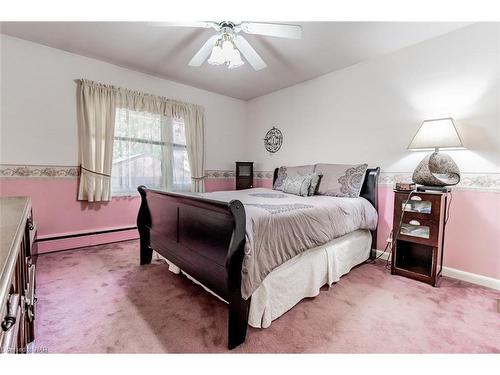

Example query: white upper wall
[0,34,247,170]
[245,23,500,173]
[2,23,499,174]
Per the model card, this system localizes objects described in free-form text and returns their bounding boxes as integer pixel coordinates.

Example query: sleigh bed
[137,167,379,349]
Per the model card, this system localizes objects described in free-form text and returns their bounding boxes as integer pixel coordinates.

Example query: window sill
[112,186,192,198]
[112,191,140,198]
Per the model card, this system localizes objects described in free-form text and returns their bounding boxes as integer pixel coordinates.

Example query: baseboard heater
[37,226,138,242]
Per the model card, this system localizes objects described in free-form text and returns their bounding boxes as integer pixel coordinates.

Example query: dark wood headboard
[360,167,380,210]
[272,167,380,210]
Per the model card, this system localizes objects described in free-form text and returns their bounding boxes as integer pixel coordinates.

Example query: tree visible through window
[111,108,191,195]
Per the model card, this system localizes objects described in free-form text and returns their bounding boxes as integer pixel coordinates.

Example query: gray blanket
[201,188,378,299]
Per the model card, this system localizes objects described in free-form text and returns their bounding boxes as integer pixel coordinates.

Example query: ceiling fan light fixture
[221,39,234,56]
[207,43,225,65]
[208,36,245,70]
[173,21,302,71]
[228,48,244,69]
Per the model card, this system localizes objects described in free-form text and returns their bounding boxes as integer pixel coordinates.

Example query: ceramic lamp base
[412,152,460,187]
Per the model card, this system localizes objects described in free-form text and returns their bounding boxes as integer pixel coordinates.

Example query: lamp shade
[208,44,225,65]
[408,118,465,150]
[228,49,244,69]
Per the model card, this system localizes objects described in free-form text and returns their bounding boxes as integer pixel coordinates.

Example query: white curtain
[77,80,116,202]
[76,79,205,201]
[184,105,205,192]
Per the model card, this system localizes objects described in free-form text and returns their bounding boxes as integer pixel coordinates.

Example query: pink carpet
[34,240,500,353]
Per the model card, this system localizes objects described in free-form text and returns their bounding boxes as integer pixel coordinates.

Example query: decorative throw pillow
[314,163,368,198]
[282,174,314,197]
[273,165,315,191]
[308,173,322,196]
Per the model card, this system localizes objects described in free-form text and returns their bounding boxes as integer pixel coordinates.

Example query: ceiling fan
[158,21,302,71]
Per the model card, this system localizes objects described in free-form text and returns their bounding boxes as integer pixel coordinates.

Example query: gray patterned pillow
[273,165,315,191]
[282,174,314,197]
[314,163,368,198]
[308,173,322,196]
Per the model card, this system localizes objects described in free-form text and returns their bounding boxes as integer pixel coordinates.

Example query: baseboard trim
[37,227,139,254]
[37,226,137,242]
[374,250,500,291]
[375,249,391,261]
[441,267,500,291]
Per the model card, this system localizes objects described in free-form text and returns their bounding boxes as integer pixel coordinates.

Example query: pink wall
[444,191,500,279]
[0,178,234,237]
[254,179,273,189]
[0,177,234,253]
[1,177,498,279]
[0,179,141,253]
[205,179,235,192]
[204,178,273,191]
[0,179,140,237]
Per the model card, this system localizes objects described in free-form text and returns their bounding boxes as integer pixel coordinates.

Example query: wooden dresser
[0,197,37,353]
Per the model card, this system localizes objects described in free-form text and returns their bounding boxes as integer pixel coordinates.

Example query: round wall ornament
[264,126,283,153]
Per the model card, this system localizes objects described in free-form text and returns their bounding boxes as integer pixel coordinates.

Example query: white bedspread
[248,229,371,328]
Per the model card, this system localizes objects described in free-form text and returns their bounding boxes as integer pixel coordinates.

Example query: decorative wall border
[205,169,500,191]
[379,172,500,192]
[204,170,236,179]
[205,169,274,180]
[2,165,499,192]
[0,166,275,180]
[0,164,80,178]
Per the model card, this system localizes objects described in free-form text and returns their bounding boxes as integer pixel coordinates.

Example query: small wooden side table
[235,162,254,190]
[391,190,448,287]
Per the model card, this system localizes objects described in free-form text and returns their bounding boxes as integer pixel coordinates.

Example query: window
[111,108,191,195]
[170,118,192,191]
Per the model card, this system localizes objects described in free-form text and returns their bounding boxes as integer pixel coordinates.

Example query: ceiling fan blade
[151,21,219,30]
[234,35,266,71]
[240,22,302,39]
[188,35,219,67]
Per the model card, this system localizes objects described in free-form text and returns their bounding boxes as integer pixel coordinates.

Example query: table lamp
[408,118,465,191]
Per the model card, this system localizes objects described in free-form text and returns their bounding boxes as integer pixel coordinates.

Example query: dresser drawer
[0,197,36,353]
[25,263,36,344]
[1,293,21,354]
[26,217,37,259]
[395,192,442,222]
[395,216,439,247]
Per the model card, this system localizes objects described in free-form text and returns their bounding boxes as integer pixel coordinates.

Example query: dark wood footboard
[137,186,249,349]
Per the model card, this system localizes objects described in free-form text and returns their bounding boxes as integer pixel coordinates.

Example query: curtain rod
[74,78,203,111]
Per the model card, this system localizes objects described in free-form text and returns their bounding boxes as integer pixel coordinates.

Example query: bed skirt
[157,229,371,329]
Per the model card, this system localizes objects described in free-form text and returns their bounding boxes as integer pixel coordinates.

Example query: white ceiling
[0,22,470,100]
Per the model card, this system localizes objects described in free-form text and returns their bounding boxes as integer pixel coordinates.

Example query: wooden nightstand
[236,162,254,190]
[391,190,449,287]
